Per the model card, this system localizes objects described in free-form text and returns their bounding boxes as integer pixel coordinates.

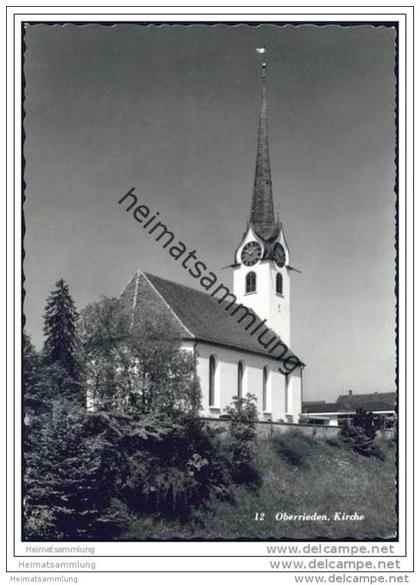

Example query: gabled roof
[122,271,302,365]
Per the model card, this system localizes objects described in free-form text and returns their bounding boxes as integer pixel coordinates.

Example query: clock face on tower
[273,242,286,268]
[241,241,263,266]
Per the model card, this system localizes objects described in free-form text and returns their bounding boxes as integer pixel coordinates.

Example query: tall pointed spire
[250,49,279,241]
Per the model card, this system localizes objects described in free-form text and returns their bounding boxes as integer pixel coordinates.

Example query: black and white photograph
[20,20,399,544]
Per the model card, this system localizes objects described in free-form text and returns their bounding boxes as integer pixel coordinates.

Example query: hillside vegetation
[24,281,396,542]
[124,433,396,540]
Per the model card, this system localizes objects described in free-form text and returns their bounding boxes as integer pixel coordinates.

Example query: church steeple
[233,49,291,344]
[250,49,279,242]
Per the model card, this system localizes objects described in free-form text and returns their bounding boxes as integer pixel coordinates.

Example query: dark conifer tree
[43,279,78,378]
[22,331,42,451]
[23,332,40,412]
[24,397,120,539]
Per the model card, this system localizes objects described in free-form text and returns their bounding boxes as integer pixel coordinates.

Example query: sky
[23,22,397,402]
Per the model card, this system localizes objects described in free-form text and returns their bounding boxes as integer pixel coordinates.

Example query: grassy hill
[123,432,396,540]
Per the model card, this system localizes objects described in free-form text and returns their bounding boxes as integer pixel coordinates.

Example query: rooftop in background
[302,391,396,414]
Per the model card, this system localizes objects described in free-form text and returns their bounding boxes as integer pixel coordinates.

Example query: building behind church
[302,391,396,427]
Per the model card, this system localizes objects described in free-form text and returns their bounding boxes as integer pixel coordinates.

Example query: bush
[272,430,317,467]
[340,408,383,457]
[113,412,232,519]
[24,397,122,540]
[24,405,234,538]
[224,394,261,486]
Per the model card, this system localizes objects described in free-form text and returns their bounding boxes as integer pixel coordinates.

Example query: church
[118,54,304,423]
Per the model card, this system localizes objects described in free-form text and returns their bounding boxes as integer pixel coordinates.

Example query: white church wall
[186,341,301,421]
[232,225,291,345]
[286,369,303,423]
[270,370,286,421]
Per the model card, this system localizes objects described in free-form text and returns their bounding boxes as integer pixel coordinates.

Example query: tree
[24,397,122,540]
[79,296,200,415]
[78,297,130,409]
[43,279,79,379]
[23,332,65,417]
[23,332,42,423]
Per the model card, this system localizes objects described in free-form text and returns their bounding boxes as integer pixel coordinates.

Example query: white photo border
[5,5,414,574]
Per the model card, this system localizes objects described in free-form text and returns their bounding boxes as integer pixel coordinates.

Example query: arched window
[237,361,244,397]
[246,271,256,293]
[276,272,283,295]
[263,366,269,412]
[209,354,216,407]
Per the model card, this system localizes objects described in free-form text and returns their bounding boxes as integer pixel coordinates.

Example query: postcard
[5,5,415,579]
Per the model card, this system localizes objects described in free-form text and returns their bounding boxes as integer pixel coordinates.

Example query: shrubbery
[24,387,261,539]
[24,402,236,539]
[24,397,120,540]
[340,408,384,458]
[103,410,232,520]
[224,393,261,486]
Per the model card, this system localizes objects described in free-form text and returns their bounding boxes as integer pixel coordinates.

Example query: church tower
[233,50,292,345]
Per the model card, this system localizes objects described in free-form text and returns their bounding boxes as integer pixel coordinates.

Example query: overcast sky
[23,22,396,402]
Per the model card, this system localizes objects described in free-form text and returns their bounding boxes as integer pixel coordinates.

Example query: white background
[3,2,415,580]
